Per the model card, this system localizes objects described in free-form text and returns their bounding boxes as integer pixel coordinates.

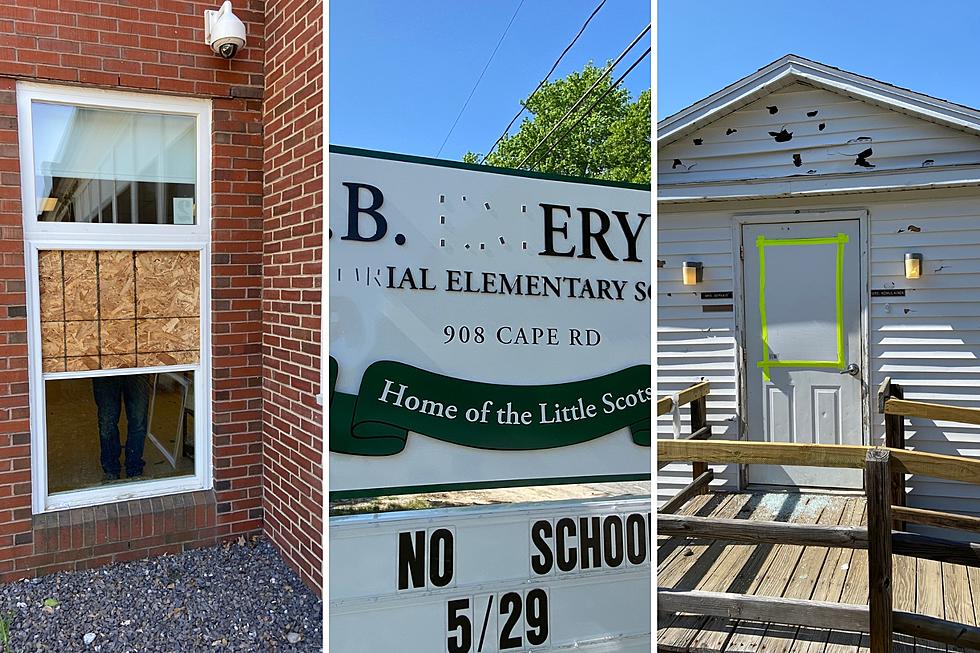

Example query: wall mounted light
[905,253,923,280]
[682,261,703,286]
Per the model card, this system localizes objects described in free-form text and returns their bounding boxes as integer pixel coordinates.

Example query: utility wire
[516,23,651,169]
[435,0,525,159]
[524,46,651,172]
[479,0,607,164]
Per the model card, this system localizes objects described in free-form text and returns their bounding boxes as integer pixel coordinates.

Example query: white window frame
[16,82,213,513]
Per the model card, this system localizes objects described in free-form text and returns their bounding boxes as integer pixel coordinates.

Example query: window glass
[46,371,195,493]
[31,102,196,224]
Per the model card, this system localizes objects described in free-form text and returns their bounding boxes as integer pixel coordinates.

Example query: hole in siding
[847,136,873,143]
[818,123,826,131]
[806,110,818,117]
[807,169,817,174]
[769,128,793,143]
[922,159,935,167]
[792,153,802,167]
[854,148,875,168]
[693,138,703,145]
[726,128,737,135]
[766,105,778,114]
[672,159,683,169]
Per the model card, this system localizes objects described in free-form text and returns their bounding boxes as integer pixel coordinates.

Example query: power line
[516,23,650,169]
[479,0,607,164]
[525,46,650,172]
[435,0,525,159]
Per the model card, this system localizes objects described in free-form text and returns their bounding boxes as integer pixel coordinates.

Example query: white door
[742,218,864,488]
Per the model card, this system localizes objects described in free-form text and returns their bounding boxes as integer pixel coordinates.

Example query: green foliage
[465,64,650,184]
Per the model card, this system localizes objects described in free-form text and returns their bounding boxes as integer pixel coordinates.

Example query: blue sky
[329,1,651,160]
[659,0,980,120]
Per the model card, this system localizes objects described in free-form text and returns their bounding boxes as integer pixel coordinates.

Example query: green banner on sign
[329,357,651,456]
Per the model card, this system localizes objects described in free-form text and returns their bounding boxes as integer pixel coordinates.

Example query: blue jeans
[92,375,150,478]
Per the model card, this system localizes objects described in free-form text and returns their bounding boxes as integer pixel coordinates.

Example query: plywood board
[137,351,199,367]
[135,251,199,318]
[100,319,136,355]
[65,356,100,372]
[64,320,99,357]
[62,251,98,321]
[98,250,135,319]
[137,317,199,353]
[40,322,65,358]
[101,354,137,370]
[38,250,64,322]
[37,249,200,374]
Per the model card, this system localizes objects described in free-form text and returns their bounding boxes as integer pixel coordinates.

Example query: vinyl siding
[658,196,980,538]
[660,82,980,185]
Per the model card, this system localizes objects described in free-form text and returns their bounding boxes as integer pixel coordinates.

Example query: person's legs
[92,377,123,479]
[122,374,151,478]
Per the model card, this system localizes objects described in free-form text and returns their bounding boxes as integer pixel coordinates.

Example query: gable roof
[659,54,980,147]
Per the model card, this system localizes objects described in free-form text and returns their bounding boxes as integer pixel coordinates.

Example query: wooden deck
[658,492,980,653]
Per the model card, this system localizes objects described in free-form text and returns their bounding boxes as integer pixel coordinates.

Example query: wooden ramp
[658,492,980,653]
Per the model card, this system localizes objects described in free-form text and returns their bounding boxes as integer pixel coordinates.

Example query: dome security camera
[204,1,246,60]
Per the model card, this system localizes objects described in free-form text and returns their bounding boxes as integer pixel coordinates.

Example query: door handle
[839,363,860,376]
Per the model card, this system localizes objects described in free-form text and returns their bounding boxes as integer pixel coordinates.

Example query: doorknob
[839,363,860,376]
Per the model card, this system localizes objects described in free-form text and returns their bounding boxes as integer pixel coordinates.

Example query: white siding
[658,195,980,536]
[657,213,739,506]
[659,83,980,185]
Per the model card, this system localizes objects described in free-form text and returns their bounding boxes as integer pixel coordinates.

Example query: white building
[658,55,980,520]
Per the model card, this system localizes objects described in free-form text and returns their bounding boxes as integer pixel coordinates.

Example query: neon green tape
[756,235,770,381]
[838,233,849,368]
[755,232,849,382]
[757,360,840,369]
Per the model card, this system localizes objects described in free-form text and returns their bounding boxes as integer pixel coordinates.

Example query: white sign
[330,497,652,652]
[328,149,652,494]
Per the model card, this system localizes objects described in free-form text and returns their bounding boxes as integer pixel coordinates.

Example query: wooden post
[690,394,709,491]
[865,447,894,653]
[883,382,906,530]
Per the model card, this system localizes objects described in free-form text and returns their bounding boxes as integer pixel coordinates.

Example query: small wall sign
[871,289,906,297]
[701,291,733,300]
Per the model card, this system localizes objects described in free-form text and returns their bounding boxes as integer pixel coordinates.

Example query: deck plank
[658,492,977,653]
[722,494,833,652]
[942,561,977,653]
[659,494,754,652]
[916,558,948,653]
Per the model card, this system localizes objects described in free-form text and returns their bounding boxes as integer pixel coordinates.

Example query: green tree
[464,63,650,184]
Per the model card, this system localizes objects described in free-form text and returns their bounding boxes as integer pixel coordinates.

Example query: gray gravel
[0,537,322,652]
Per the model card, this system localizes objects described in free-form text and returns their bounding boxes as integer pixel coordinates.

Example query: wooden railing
[656,380,713,513]
[657,378,980,652]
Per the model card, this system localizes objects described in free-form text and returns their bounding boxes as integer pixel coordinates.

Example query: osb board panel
[38,250,64,322]
[100,320,136,355]
[98,250,136,320]
[37,250,200,373]
[139,351,199,367]
[135,251,200,318]
[62,251,98,321]
[43,358,65,373]
[41,322,65,358]
[65,321,99,357]
[137,318,200,353]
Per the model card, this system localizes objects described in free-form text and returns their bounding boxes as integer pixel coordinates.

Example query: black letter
[626,513,647,565]
[397,530,425,590]
[539,203,575,257]
[578,208,618,261]
[614,211,649,263]
[530,520,554,575]
[579,516,602,569]
[341,182,387,242]
[555,517,577,572]
[429,528,454,587]
[602,515,625,568]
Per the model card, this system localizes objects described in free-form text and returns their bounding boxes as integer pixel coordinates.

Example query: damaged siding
[660,83,980,185]
[657,196,980,524]
[656,213,739,506]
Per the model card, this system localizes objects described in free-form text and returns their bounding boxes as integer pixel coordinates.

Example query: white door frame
[730,208,871,490]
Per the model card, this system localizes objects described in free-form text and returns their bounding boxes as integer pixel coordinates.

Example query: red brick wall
[0,1,270,581]
[261,0,323,595]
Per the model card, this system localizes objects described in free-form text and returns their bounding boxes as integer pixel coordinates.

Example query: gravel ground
[0,537,322,653]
